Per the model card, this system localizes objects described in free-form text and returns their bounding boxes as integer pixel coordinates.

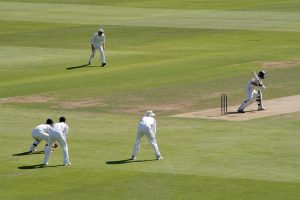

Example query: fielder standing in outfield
[88,27,106,67]
[238,70,266,113]
[131,110,163,160]
[44,116,71,166]
[28,119,54,153]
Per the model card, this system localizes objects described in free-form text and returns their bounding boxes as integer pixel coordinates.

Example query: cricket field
[1,0,300,199]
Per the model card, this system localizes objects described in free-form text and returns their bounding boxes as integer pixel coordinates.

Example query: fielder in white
[28,119,54,153]
[131,110,163,160]
[44,116,71,166]
[238,70,266,113]
[88,27,106,67]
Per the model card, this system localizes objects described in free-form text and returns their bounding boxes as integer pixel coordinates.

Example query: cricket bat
[253,71,266,89]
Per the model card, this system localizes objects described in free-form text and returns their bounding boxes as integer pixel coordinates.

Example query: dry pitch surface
[172,95,300,121]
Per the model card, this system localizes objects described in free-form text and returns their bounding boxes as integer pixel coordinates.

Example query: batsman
[237,70,266,113]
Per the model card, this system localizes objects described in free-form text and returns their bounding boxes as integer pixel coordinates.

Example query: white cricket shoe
[64,162,71,166]
[156,156,163,160]
[29,149,36,153]
[131,156,136,160]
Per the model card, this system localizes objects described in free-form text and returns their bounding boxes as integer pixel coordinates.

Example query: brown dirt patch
[122,102,193,114]
[172,95,300,121]
[60,99,103,109]
[0,95,103,109]
[0,95,54,104]
[257,61,300,69]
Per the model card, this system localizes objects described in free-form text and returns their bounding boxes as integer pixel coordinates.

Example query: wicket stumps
[221,94,228,115]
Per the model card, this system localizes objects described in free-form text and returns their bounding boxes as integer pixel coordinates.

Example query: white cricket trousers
[89,46,106,64]
[44,131,70,165]
[132,123,161,157]
[29,130,49,152]
[238,88,263,111]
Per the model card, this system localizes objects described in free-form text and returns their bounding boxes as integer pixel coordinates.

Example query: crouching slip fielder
[29,119,54,153]
[88,27,106,67]
[44,116,71,166]
[238,71,266,113]
[131,110,163,160]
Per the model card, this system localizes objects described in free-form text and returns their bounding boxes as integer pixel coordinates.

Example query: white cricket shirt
[33,124,53,133]
[90,33,105,48]
[53,122,69,139]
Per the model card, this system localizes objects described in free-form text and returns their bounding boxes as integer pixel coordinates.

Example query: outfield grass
[1,2,300,31]
[2,0,300,11]
[1,0,300,199]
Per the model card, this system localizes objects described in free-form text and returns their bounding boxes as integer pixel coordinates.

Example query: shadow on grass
[66,64,101,70]
[12,151,44,156]
[226,111,240,115]
[66,64,88,70]
[106,159,156,165]
[227,110,258,115]
[18,164,64,170]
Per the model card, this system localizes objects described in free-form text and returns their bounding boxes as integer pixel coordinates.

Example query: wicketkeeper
[131,110,163,160]
[238,70,266,113]
[28,118,54,153]
[88,27,106,67]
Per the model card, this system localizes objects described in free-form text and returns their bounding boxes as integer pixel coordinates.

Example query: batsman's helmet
[144,110,155,117]
[258,71,265,79]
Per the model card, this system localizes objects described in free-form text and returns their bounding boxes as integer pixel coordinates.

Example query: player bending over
[131,111,163,161]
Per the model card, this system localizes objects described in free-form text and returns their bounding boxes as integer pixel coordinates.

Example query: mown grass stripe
[1,2,300,31]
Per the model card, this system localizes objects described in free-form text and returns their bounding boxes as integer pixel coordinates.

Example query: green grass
[2,0,300,11]
[1,108,300,200]
[1,2,300,31]
[1,0,300,199]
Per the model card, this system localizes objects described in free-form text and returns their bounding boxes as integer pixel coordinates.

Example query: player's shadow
[12,151,44,156]
[66,64,89,70]
[226,111,240,115]
[226,110,257,115]
[65,64,100,70]
[18,164,64,170]
[106,159,156,165]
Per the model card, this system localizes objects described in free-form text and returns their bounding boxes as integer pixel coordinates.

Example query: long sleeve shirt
[90,33,105,48]
[53,122,69,139]
[139,116,156,134]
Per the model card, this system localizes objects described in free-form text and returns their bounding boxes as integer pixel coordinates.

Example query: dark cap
[59,116,66,122]
[46,118,54,125]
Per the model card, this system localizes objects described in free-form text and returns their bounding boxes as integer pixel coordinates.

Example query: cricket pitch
[172,95,300,121]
